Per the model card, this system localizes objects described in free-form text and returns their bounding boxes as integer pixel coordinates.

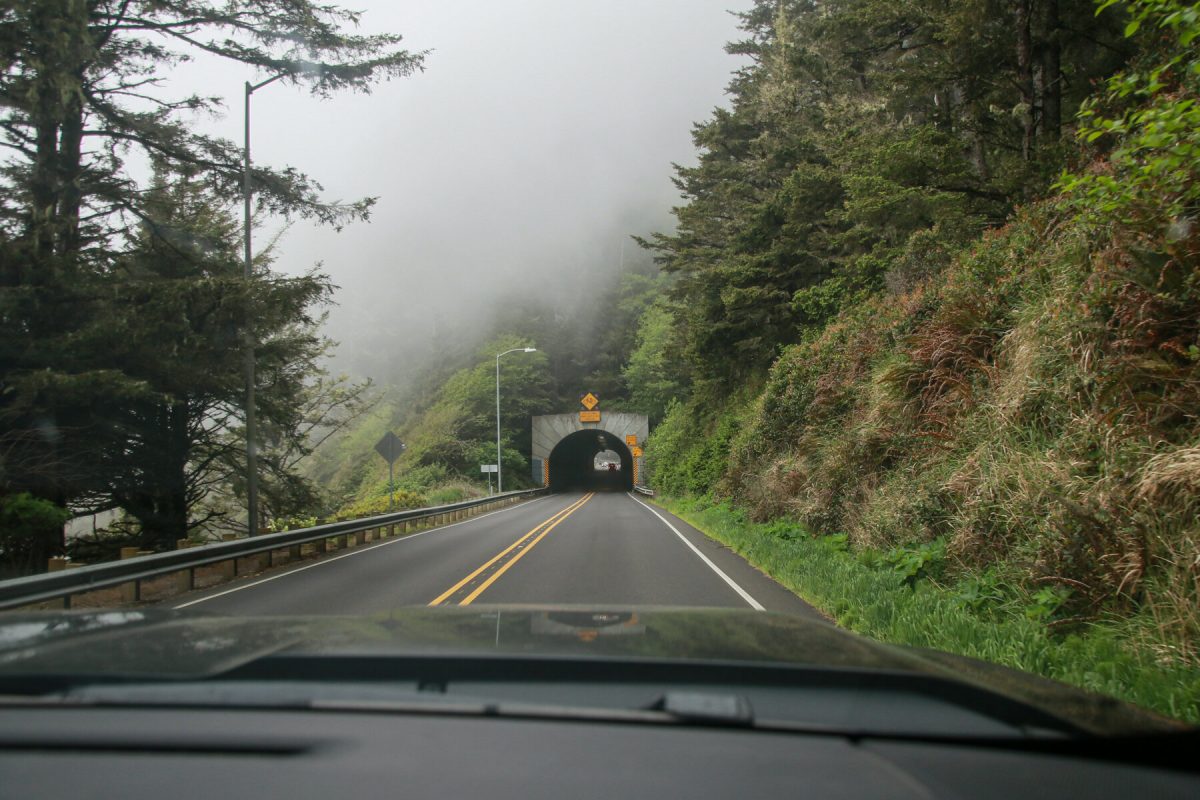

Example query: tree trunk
[1015,0,1036,161]
[1040,0,1062,142]
[30,107,59,265]
[970,130,991,181]
[57,89,86,258]
[120,401,193,551]
[26,1,90,266]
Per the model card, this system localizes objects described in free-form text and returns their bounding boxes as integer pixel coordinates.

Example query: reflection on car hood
[0,605,1181,735]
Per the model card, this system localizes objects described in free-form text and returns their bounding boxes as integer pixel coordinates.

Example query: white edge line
[172,496,550,609]
[625,492,765,611]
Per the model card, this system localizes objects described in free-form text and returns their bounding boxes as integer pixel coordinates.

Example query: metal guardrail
[0,488,546,611]
[633,485,655,497]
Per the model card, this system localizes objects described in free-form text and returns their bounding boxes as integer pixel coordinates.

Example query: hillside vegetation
[305,268,665,515]
[643,0,1200,709]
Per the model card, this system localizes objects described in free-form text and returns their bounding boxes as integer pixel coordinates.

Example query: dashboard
[2,704,1196,799]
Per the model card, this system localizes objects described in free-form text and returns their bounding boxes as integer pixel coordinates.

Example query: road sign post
[480,464,498,494]
[375,432,406,510]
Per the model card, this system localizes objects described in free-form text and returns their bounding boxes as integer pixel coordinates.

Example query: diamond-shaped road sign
[374,431,405,464]
[580,392,599,411]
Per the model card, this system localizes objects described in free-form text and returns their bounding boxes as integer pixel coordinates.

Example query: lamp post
[495,347,537,493]
[243,73,285,536]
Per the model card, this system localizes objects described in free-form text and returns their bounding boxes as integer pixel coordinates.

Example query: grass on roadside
[658,495,1200,725]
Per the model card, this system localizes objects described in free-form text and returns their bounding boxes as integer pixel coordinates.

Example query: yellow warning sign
[625,434,638,447]
[631,446,644,457]
[580,392,599,411]
[579,410,601,423]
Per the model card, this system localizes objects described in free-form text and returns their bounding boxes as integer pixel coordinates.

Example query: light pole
[495,347,537,493]
[243,73,285,536]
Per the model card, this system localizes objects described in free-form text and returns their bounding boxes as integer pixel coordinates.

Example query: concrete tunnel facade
[531,412,649,492]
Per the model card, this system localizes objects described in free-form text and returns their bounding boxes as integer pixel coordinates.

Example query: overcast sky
[173,1,749,383]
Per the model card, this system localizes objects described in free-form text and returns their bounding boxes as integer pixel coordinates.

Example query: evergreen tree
[639,0,1126,394]
[0,1,421,569]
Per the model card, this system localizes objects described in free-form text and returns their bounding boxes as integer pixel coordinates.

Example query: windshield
[0,0,1197,747]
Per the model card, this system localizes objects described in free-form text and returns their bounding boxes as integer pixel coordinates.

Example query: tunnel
[548,429,634,492]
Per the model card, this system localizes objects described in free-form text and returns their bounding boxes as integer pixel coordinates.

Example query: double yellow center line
[428,492,594,606]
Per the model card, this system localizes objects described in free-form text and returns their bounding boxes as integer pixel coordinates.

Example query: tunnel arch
[547,429,633,492]
[531,412,649,493]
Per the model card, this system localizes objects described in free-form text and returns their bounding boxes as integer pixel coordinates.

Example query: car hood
[0,605,1182,735]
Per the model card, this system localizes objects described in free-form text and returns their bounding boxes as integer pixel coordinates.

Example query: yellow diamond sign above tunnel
[580,392,599,411]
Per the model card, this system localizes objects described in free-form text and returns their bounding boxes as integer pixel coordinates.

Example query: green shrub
[646,395,753,498]
[0,493,72,575]
[885,539,947,586]
[332,489,427,521]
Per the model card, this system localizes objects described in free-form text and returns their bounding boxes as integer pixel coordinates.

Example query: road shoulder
[625,493,829,621]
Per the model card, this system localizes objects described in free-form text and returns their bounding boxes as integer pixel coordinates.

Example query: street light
[496,347,537,493]
[243,73,285,536]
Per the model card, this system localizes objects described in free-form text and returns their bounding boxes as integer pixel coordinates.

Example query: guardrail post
[119,547,140,602]
[288,544,301,562]
[221,534,238,579]
[355,530,366,546]
[176,539,195,593]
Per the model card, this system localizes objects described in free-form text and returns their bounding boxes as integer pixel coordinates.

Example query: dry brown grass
[1139,445,1200,502]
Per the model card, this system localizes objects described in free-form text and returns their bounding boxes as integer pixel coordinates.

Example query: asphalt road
[168,492,820,617]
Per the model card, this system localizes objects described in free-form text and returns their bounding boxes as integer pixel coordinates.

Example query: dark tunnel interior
[548,429,633,492]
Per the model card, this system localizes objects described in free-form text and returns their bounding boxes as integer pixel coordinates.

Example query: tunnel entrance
[548,429,633,492]
[532,411,648,491]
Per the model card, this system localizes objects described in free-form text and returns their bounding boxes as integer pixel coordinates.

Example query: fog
[172,1,747,384]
